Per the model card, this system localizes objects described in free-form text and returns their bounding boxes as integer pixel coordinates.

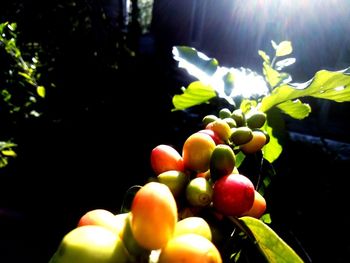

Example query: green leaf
[261,213,272,224]
[258,50,270,64]
[274,41,293,57]
[240,216,304,263]
[275,58,296,71]
[239,99,257,114]
[1,149,17,157]
[8,22,17,32]
[263,62,281,88]
[262,122,283,163]
[0,157,9,168]
[262,175,271,192]
[172,46,219,79]
[37,86,46,98]
[0,21,9,32]
[18,72,33,81]
[172,81,216,111]
[0,141,17,151]
[260,67,350,113]
[271,40,278,50]
[235,151,246,168]
[257,158,276,195]
[276,99,311,119]
[1,89,12,102]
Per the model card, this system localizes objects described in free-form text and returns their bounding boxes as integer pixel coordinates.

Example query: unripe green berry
[230,109,245,127]
[246,110,267,129]
[223,117,237,128]
[218,108,232,119]
[202,115,218,126]
[186,177,213,207]
[230,126,253,145]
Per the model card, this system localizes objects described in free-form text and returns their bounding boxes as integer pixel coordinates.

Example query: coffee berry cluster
[202,107,269,155]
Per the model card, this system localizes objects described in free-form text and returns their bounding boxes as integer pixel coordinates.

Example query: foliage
[172,41,350,163]
[0,21,46,117]
[232,216,303,263]
[0,21,47,167]
[169,41,350,262]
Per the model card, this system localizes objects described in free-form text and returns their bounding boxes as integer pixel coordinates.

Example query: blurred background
[0,0,350,262]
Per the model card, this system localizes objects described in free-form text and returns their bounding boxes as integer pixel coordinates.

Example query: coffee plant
[49,41,350,262]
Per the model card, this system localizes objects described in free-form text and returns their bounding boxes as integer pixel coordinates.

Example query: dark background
[0,0,350,262]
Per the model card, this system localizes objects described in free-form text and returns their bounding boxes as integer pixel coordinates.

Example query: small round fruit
[77,209,122,234]
[157,170,189,197]
[158,233,222,263]
[223,117,237,128]
[231,109,245,127]
[230,126,253,145]
[130,182,177,250]
[202,114,218,126]
[48,225,130,263]
[218,108,232,119]
[186,177,213,207]
[150,144,184,175]
[212,174,255,216]
[240,130,267,154]
[242,190,267,219]
[209,144,236,180]
[174,216,212,241]
[182,132,216,173]
[198,129,224,145]
[206,119,232,142]
[246,110,267,129]
[254,129,270,144]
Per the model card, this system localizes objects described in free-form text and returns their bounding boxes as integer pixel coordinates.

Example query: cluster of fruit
[49,106,269,263]
[48,183,222,263]
[202,107,269,155]
[151,107,268,221]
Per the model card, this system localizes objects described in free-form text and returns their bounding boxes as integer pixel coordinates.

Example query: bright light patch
[177,59,212,84]
[172,48,213,84]
[334,86,345,91]
[212,67,269,103]
[173,44,270,104]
